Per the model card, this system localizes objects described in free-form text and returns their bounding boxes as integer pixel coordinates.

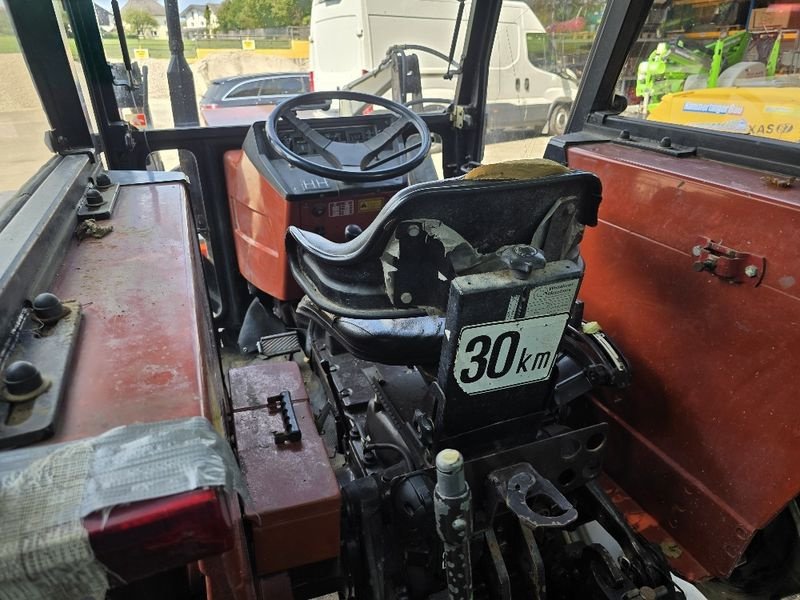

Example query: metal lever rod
[434,449,474,600]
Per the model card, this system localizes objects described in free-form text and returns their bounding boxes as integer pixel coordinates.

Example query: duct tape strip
[0,441,107,600]
[0,417,248,599]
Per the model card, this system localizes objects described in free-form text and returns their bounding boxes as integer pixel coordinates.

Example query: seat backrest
[286,171,601,319]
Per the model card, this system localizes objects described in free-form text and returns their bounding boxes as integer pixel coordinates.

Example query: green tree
[217,0,311,31]
[122,7,157,37]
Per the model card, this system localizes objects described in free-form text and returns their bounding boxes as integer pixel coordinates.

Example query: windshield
[615,3,800,144]
[94,0,606,150]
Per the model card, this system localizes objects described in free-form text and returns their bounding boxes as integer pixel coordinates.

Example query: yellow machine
[648,85,800,142]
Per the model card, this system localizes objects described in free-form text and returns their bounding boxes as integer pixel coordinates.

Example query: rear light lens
[202,103,219,110]
[309,71,315,91]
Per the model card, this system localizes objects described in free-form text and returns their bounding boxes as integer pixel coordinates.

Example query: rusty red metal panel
[598,474,710,581]
[568,143,800,578]
[52,182,222,439]
[50,180,237,589]
[230,362,341,576]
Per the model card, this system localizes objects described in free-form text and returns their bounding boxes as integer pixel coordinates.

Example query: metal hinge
[691,237,766,286]
[450,105,472,129]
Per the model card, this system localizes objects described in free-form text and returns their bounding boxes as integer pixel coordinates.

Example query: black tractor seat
[286,163,601,320]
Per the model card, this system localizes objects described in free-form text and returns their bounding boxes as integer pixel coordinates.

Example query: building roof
[120,0,166,17]
[94,3,113,17]
[180,4,219,17]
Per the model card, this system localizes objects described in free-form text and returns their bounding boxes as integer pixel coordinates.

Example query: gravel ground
[0,54,42,113]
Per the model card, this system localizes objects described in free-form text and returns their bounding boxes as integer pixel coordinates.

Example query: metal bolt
[400,292,413,304]
[407,224,421,237]
[95,173,112,189]
[659,137,672,148]
[745,265,759,278]
[32,292,67,324]
[691,245,703,257]
[3,360,46,400]
[85,186,104,208]
[619,130,631,140]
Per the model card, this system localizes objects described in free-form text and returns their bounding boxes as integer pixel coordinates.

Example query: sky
[94,0,223,11]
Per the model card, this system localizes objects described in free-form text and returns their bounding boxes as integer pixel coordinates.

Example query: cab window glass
[617,1,800,143]
[0,0,55,201]
[483,0,605,164]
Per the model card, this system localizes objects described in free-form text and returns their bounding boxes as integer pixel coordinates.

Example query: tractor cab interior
[0,1,799,599]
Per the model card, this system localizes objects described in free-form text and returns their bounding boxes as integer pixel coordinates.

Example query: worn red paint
[568,143,800,578]
[52,182,221,438]
[224,149,396,300]
[230,362,341,576]
[51,182,234,585]
[599,474,710,581]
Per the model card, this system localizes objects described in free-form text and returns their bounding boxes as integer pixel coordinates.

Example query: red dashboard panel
[224,149,393,300]
[568,142,800,578]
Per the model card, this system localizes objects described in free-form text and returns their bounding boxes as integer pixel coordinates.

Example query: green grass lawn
[0,35,20,53]
[0,34,292,59]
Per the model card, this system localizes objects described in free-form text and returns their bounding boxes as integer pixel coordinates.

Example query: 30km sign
[453,314,569,394]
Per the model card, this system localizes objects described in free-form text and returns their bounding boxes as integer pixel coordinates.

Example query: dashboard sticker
[328,200,354,218]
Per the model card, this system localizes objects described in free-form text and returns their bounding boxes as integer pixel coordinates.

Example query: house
[121,0,167,38]
[181,4,220,38]
[93,3,115,33]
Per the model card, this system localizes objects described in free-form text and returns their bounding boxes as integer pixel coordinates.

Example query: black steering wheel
[266,90,432,183]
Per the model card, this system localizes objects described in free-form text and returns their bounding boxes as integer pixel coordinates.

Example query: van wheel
[548,103,571,136]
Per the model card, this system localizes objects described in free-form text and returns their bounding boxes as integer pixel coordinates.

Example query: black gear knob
[344,224,363,241]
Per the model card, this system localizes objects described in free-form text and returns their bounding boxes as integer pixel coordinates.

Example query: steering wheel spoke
[266,91,431,183]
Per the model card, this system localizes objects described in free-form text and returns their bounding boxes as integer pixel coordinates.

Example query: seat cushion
[297,298,444,365]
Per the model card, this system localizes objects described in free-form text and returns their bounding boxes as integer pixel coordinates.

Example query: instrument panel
[277,123,383,156]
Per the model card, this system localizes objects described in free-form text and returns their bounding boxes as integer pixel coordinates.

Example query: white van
[308,0,578,135]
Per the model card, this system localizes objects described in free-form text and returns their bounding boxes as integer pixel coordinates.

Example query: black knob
[345,224,363,241]
[3,360,44,398]
[501,244,546,278]
[95,173,112,189]
[85,186,104,208]
[32,292,66,323]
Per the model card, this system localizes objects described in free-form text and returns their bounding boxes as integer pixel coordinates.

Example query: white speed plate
[453,313,569,395]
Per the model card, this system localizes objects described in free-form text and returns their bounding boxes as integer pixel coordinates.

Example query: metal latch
[691,237,765,286]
